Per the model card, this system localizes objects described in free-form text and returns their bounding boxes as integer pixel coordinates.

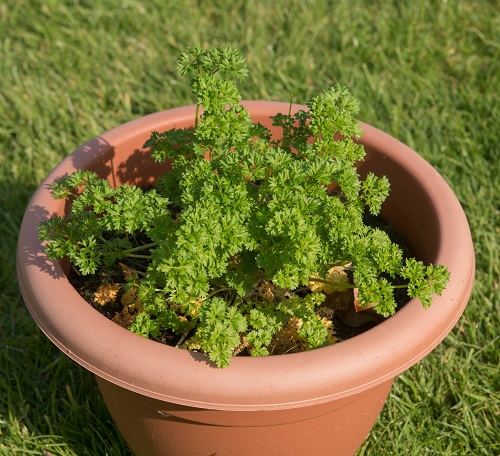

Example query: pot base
[17,102,474,456]
[96,375,393,456]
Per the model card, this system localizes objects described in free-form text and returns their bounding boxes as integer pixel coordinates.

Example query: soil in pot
[67,210,412,357]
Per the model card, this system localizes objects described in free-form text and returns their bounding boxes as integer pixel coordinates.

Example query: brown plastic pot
[17,102,475,456]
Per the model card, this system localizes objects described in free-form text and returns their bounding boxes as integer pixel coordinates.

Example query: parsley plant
[38,46,450,367]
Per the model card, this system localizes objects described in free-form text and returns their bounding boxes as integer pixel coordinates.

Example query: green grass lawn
[1,0,498,454]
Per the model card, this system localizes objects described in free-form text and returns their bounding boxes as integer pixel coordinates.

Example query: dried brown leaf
[93,283,120,306]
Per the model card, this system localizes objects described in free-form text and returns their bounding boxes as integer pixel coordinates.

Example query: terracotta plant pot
[17,102,475,456]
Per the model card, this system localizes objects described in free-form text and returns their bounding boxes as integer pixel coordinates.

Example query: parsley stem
[126,254,152,259]
[175,329,192,348]
[207,287,234,299]
[124,242,157,254]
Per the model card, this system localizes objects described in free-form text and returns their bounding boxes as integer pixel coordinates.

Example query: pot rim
[17,101,475,411]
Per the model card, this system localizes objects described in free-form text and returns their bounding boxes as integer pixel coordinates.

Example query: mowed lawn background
[0,1,498,454]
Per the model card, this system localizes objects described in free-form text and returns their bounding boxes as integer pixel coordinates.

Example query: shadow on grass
[0,180,131,455]
[6,135,173,454]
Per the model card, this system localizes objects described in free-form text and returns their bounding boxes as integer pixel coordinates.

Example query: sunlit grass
[1,0,498,454]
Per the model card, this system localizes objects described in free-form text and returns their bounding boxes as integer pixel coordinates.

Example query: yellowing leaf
[327,328,337,345]
[181,334,203,351]
[308,266,348,293]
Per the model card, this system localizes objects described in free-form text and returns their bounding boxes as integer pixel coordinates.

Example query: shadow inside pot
[18,204,67,280]
[70,136,116,182]
[69,135,172,189]
[116,148,172,188]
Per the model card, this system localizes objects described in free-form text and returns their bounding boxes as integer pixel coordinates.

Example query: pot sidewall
[16,101,475,412]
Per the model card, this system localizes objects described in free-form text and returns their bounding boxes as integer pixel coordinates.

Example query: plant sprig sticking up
[38,45,450,368]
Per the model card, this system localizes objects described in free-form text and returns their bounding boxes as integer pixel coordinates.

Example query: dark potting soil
[67,214,412,354]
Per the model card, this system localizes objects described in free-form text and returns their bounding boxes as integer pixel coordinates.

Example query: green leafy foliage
[195,297,248,368]
[401,258,450,309]
[38,46,450,367]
